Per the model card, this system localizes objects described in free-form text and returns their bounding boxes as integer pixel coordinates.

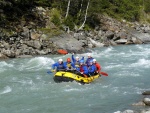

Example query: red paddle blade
[100,72,108,76]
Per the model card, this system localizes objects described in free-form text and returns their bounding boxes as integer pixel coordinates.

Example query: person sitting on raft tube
[85,53,94,67]
[88,60,96,76]
[52,59,67,71]
[93,59,101,74]
[64,58,75,70]
[76,60,88,77]
[72,53,84,69]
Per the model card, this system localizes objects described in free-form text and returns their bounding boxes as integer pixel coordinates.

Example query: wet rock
[142,91,150,95]
[114,110,138,113]
[132,101,146,106]
[143,98,150,106]
[140,109,150,113]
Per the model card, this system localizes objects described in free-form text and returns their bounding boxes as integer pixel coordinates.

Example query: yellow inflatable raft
[53,71,100,84]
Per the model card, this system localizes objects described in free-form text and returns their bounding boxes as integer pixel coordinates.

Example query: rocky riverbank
[0,7,150,60]
[115,91,150,113]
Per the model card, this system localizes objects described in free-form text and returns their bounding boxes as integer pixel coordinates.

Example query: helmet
[87,53,91,57]
[79,60,84,63]
[67,58,71,62]
[76,56,79,59]
[58,59,63,62]
[93,59,96,62]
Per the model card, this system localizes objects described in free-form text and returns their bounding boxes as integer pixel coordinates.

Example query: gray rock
[88,37,104,47]
[110,40,117,46]
[24,40,41,49]
[0,53,8,59]
[142,91,150,95]
[21,27,30,38]
[31,32,41,40]
[105,30,114,39]
[122,110,137,113]
[131,31,150,43]
[52,33,83,53]
[17,55,33,58]
[35,49,47,55]
[132,101,146,106]
[115,39,128,44]
[143,98,150,106]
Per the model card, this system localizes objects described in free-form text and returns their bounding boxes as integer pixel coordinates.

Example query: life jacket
[58,63,65,69]
[75,61,80,67]
[88,64,96,73]
[94,62,101,72]
[80,65,84,72]
[67,62,71,69]
[86,57,93,67]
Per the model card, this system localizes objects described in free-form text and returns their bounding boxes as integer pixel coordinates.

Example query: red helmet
[67,58,71,62]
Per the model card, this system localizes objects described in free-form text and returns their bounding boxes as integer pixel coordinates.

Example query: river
[0,44,150,113]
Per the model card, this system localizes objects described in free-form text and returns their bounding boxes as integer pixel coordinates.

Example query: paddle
[100,71,108,76]
[75,70,88,78]
[47,70,53,74]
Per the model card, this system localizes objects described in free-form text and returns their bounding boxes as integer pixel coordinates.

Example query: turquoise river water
[0,44,150,113]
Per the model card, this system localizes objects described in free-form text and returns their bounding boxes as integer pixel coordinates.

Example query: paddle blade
[47,70,52,74]
[100,72,108,76]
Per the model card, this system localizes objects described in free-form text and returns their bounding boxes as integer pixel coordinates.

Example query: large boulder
[51,33,83,53]
[88,37,104,47]
[131,31,150,44]
[143,98,150,106]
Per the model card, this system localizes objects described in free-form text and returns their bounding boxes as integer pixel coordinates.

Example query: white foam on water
[105,64,123,69]
[18,57,55,71]
[0,61,14,68]
[0,61,14,73]
[114,71,141,77]
[0,86,12,95]
[130,58,150,68]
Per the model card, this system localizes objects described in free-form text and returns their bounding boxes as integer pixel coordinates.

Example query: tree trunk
[65,0,71,18]
[79,0,90,30]
[78,0,83,17]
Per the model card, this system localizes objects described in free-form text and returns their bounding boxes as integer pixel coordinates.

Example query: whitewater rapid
[0,44,150,113]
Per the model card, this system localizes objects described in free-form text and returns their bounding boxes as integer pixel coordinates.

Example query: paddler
[85,53,94,67]
[64,58,75,70]
[72,53,84,69]
[93,59,101,74]
[76,60,88,77]
[88,60,96,76]
[52,59,67,71]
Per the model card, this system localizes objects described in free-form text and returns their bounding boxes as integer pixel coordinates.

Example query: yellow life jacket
[67,63,71,69]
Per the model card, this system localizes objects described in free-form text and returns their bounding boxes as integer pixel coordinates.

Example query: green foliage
[63,16,74,30]
[1,0,150,29]
[50,8,61,26]
[144,0,150,13]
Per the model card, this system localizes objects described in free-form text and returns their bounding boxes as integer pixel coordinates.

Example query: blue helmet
[79,60,84,63]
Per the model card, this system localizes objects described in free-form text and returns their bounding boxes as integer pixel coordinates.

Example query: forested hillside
[0,0,150,30]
